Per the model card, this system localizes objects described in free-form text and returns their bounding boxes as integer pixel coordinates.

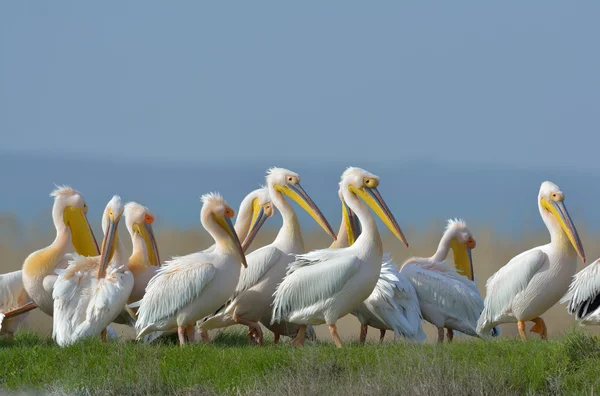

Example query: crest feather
[200,192,225,205]
[50,185,79,198]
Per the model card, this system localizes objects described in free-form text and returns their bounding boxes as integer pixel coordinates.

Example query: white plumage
[272,167,409,348]
[0,270,32,336]
[560,259,600,325]
[400,218,500,342]
[135,193,247,345]
[199,168,334,344]
[52,195,134,346]
[477,181,586,340]
[352,255,425,342]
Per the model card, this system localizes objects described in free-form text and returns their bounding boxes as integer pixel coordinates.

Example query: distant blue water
[1,152,598,236]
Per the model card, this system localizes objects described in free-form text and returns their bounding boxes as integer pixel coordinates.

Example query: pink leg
[185,325,195,344]
[178,327,186,346]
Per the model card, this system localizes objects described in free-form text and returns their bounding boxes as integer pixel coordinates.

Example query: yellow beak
[242,201,272,252]
[450,238,474,281]
[541,198,586,263]
[349,186,408,247]
[134,220,160,266]
[217,215,248,268]
[63,206,100,256]
[98,214,121,279]
[341,199,361,246]
[275,183,336,240]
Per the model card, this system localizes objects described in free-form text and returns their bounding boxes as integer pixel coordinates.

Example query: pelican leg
[233,314,263,346]
[517,321,527,341]
[530,317,548,340]
[101,328,108,343]
[379,329,386,343]
[437,327,444,343]
[177,326,186,346]
[273,332,280,344]
[185,325,195,344]
[291,325,306,347]
[359,324,368,344]
[200,329,210,344]
[328,324,343,348]
[446,329,454,343]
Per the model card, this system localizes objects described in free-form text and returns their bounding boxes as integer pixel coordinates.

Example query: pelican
[135,193,248,345]
[333,187,424,343]
[22,186,99,317]
[271,167,409,348]
[52,196,134,346]
[199,168,335,345]
[133,187,275,344]
[477,181,585,341]
[401,219,500,342]
[0,271,32,338]
[123,202,160,305]
[561,259,600,325]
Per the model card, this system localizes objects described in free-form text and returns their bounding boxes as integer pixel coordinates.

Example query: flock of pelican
[0,169,598,348]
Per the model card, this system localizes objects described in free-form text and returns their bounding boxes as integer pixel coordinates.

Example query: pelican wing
[402,262,483,323]
[0,270,29,311]
[52,254,97,345]
[135,256,216,332]
[271,249,360,324]
[476,248,546,335]
[360,257,425,341]
[72,266,134,340]
[232,245,284,298]
[560,259,600,321]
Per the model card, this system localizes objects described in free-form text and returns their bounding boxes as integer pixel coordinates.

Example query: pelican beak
[450,237,476,281]
[135,214,160,266]
[275,183,336,240]
[217,215,248,268]
[242,199,273,252]
[541,198,586,263]
[350,185,409,247]
[64,206,100,256]
[342,199,361,246]
[98,213,122,279]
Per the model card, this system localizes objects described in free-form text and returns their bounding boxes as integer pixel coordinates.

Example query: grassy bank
[0,331,599,395]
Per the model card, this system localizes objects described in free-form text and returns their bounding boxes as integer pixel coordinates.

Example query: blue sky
[1,2,599,170]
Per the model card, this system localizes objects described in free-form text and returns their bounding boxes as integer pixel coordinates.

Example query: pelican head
[341,167,408,247]
[538,181,585,263]
[201,193,248,268]
[242,186,276,252]
[266,167,336,240]
[125,202,160,266]
[445,219,476,280]
[98,195,125,278]
[338,186,361,246]
[50,185,99,257]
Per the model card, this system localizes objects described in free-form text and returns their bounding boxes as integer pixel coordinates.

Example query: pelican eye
[224,208,235,218]
[363,177,379,188]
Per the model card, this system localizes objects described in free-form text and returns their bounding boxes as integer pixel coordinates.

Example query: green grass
[1,331,600,395]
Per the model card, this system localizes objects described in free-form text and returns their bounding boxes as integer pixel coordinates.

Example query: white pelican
[22,186,100,316]
[333,188,424,343]
[477,181,585,341]
[135,193,248,345]
[401,219,500,342]
[123,202,160,305]
[271,167,409,348]
[561,259,600,325]
[199,168,335,345]
[52,195,134,346]
[0,271,33,338]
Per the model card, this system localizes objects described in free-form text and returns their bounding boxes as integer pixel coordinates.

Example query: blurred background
[1,2,599,341]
